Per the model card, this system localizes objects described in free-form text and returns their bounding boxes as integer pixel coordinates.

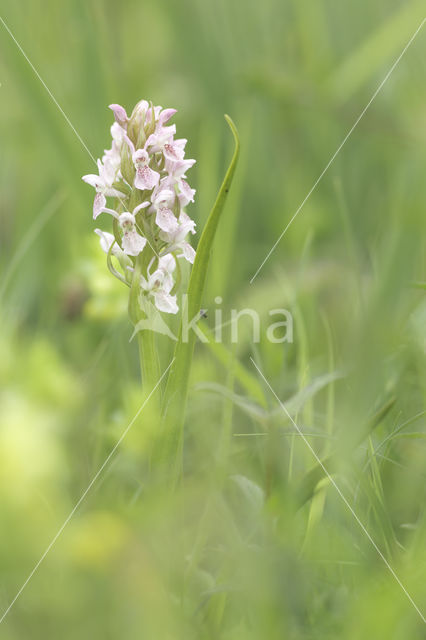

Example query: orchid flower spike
[82,99,197,315]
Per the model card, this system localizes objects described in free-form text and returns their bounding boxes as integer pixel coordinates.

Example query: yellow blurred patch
[66,511,129,569]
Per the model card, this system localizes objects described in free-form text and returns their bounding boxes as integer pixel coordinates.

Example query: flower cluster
[82,100,196,314]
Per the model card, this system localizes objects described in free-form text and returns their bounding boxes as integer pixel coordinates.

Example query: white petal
[100,206,119,219]
[155,207,179,233]
[99,157,117,186]
[82,173,101,188]
[95,229,117,254]
[133,201,150,215]
[179,211,196,234]
[162,272,175,294]
[152,188,174,207]
[163,142,184,162]
[103,147,121,170]
[134,165,160,190]
[165,157,196,179]
[119,211,136,227]
[158,253,176,273]
[153,291,179,314]
[93,192,106,219]
[105,186,126,199]
[181,243,196,264]
[174,138,187,151]
[109,104,128,127]
[110,122,126,143]
[158,108,177,125]
[179,179,196,204]
[122,230,147,256]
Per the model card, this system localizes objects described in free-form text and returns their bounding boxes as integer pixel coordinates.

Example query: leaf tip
[224,114,240,151]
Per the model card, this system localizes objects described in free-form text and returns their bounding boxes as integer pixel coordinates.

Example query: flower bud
[127,99,149,146]
[120,142,135,185]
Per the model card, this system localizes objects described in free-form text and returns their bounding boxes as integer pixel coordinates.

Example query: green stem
[129,248,161,398]
[137,329,161,397]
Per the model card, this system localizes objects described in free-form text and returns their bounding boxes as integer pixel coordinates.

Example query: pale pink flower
[145,126,185,162]
[165,157,196,179]
[82,158,126,219]
[132,149,160,190]
[118,212,147,256]
[160,212,196,263]
[152,189,179,233]
[97,202,149,256]
[140,255,178,314]
[165,157,196,205]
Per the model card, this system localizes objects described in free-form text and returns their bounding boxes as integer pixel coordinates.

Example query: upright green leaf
[159,116,240,476]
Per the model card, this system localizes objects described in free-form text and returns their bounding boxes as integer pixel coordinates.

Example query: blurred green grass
[0,0,425,637]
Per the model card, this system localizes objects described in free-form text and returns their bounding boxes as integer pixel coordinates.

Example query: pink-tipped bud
[109,104,128,128]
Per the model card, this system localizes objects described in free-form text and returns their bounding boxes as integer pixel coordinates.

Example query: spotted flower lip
[152,189,179,233]
[132,149,160,190]
[83,99,197,314]
[118,212,147,256]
